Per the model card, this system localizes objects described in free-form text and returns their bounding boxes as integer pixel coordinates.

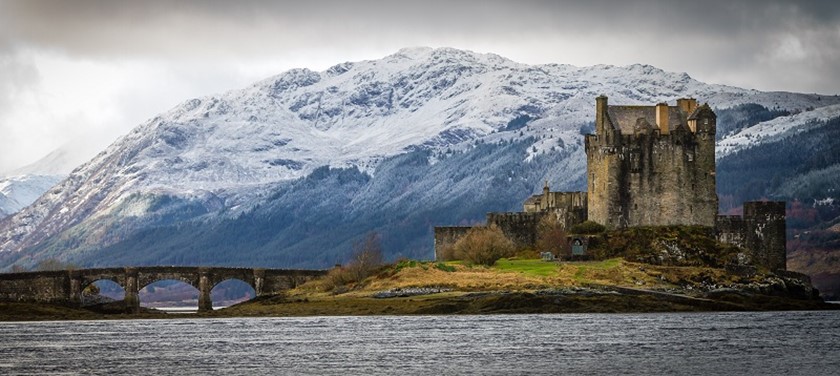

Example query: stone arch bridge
[0,266,327,312]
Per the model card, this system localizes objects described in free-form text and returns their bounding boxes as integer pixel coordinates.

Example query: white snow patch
[717,104,840,158]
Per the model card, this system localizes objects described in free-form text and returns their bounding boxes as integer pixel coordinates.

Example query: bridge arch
[139,279,200,310]
[211,278,257,308]
[79,276,123,293]
[137,272,200,291]
[81,279,125,306]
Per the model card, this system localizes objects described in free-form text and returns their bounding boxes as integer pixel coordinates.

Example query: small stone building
[523,182,587,230]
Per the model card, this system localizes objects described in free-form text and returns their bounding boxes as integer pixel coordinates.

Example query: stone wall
[433,226,474,260]
[716,201,787,271]
[744,201,787,271]
[545,192,588,230]
[716,215,745,248]
[487,212,545,249]
[0,270,71,303]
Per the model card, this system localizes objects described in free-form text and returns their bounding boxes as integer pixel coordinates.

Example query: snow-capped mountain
[5,143,98,177]
[0,144,98,219]
[1,47,838,270]
[717,103,840,158]
[0,175,63,219]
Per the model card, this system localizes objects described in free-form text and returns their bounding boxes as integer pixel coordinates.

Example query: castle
[434,96,787,271]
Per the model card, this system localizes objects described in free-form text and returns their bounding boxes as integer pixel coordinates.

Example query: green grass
[582,258,623,269]
[434,263,456,272]
[493,258,560,277]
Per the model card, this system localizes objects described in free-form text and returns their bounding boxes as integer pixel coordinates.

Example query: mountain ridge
[1,47,838,270]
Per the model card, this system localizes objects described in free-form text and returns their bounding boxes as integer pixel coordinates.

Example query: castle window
[630,152,641,172]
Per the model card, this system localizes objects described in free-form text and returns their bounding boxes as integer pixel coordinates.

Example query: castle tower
[688,104,718,226]
[744,201,787,271]
[585,95,622,227]
[585,96,718,229]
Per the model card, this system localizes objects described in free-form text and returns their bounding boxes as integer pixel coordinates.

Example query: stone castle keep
[586,96,718,228]
[435,96,787,271]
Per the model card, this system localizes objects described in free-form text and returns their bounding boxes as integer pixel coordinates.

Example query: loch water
[1,311,839,375]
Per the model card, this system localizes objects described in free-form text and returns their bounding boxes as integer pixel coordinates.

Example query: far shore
[2,258,838,321]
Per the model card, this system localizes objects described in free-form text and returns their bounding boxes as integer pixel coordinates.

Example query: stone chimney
[677,98,698,115]
[655,102,669,135]
[595,95,608,135]
[542,181,550,210]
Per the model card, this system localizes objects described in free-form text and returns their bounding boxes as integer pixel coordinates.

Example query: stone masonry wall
[716,202,787,271]
[433,226,474,260]
[716,215,746,248]
[744,201,787,271]
[0,271,71,303]
[487,212,545,249]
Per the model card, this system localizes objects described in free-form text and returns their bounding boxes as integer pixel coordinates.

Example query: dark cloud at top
[0,1,835,54]
[0,0,838,92]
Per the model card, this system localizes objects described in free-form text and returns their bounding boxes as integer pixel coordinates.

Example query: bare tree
[10,265,29,273]
[536,215,571,258]
[34,258,78,271]
[346,232,385,282]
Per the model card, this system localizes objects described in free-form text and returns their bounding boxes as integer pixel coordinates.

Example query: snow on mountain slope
[717,104,840,158]
[0,175,63,218]
[1,47,838,261]
[48,47,840,194]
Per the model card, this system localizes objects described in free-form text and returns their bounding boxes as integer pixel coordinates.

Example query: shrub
[451,225,516,266]
[34,258,78,271]
[323,267,355,292]
[570,220,606,234]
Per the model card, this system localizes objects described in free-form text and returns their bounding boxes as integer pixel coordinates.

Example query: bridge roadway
[0,266,328,312]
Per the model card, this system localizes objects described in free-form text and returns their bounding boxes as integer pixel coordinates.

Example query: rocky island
[1,227,835,321]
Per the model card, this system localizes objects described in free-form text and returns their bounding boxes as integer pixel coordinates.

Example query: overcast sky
[1,0,839,173]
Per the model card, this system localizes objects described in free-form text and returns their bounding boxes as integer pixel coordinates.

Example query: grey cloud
[4,1,832,56]
[0,0,838,93]
[0,53,39,111]
[2,2,837,45]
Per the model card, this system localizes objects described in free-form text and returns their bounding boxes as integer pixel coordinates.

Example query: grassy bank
[210,257,834,317]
